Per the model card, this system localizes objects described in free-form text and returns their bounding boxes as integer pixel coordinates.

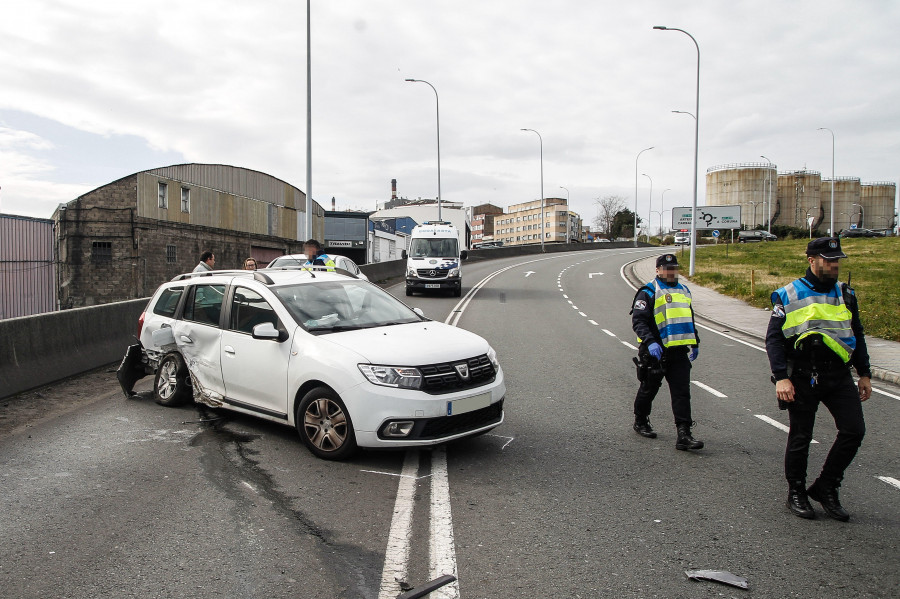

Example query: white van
[402,221,468,297]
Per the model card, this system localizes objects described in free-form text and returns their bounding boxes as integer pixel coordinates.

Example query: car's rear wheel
[296,387,357,460]
[154,353,191,407]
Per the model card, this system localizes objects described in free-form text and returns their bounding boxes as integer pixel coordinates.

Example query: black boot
[633,416,657,438]
[807,479,850,522]
[675,424,703,450]
[786,480,816,519]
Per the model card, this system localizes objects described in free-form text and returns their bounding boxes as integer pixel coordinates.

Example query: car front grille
[416,268,449,279]
[419,354,496,394]
[418,400,504,439]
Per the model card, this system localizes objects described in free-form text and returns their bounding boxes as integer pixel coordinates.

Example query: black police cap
[806,237,847,259]
[656,254,679,268]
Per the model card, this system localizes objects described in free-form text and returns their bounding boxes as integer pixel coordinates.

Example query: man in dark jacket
[766,237,871,521]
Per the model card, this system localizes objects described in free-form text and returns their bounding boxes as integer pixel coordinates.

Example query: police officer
[631,253,703,450]
[302,239,336,272]
[766,237,871,521]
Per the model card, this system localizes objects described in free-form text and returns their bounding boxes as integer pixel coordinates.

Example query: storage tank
[705,162,776,228]
[820,177,861,234]
[776,170,822,229]
[860,181,897,231]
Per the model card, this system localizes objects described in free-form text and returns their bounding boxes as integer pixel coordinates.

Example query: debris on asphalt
[685,569,749,589]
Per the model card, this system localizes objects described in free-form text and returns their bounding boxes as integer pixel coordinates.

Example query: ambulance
[402,221,468,297]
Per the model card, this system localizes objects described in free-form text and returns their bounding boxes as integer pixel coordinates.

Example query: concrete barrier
[0,299,147,399]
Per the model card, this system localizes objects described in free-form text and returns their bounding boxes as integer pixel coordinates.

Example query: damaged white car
[117,267,505,460]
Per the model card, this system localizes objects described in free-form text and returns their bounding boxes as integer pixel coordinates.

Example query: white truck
[402,221,468,297]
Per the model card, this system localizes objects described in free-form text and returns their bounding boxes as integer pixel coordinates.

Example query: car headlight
[449,268,460,277]
[487,346,500,370]
[358,364,423,389]
[407,267,417,277]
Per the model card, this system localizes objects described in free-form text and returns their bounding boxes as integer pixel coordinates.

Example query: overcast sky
[1,0,898,230]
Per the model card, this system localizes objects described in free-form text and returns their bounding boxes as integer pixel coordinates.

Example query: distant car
[738,230,777,243]
[596,238,611,243]
[475,242,502,249]
[674,233,691,245]
[266,254,368,281]
[840,228,880,238]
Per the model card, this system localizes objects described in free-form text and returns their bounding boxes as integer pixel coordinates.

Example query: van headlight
[407,267,417,277]
[359,364,423,389]
[487,346,500,370]
[449,268,460,277]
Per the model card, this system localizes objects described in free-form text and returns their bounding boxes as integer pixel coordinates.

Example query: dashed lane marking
[755,414,819,443]
[602,329,616,337]
[578,311,587,317]
[621,341,638,350]
[877,476,900,491]
[588,320,599,326]
[691,380,728,398]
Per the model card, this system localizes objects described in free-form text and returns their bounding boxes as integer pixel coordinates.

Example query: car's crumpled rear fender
[116,343,148,398]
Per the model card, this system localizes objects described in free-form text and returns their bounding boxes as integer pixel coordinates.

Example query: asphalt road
[1,248,898,599]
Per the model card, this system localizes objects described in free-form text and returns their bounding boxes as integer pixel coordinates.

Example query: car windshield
[408,237,459,258]
[268,255,307,268]
[273,280,423,334]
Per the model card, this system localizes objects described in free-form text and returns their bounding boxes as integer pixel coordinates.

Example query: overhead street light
[406,78,443,220]
[818,127,835,235]
[851,202,864,228]
[760,155,774,234]
[660,188,671,235]
[634,146,654,246]
[560,186,570,242]
[521,128,545,251]
[642,173,653,242]
[657,25,700,276]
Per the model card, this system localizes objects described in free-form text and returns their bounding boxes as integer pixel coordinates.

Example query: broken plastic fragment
[685,569,749,589]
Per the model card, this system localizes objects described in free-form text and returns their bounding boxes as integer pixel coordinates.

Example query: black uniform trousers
[785,367,866,485]
[634,345,692,426]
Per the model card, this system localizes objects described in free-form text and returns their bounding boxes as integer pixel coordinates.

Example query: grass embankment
[683,238,900,342]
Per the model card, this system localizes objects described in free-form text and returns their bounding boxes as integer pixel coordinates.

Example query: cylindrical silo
[705,162,777,228]
[821,177,861,234]
[776,170,822,229]
[860,181,897,231]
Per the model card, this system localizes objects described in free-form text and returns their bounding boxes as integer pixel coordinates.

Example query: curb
[623,256,900,386]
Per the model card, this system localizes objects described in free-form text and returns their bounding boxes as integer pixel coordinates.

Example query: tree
[611,209,641,240]
[593,195,627,238]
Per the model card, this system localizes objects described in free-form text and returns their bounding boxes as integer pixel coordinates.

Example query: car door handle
[224,345,235,354]
[179,335,193,344]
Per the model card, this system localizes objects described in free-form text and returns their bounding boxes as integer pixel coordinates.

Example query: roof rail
[170,266,357,284]
[170,269,259,281]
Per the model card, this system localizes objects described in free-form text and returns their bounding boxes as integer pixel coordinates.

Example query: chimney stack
[331,196,336,211]
[391,179,397,200]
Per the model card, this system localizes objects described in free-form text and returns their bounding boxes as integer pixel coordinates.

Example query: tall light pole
[760,155,773,233]
[406,78,442,221]
[305,0,312,240]
[656,25,700,276]
[818,127,835,235]
[634,146,654,246]
[642,173,653,242]
[748,201,759,229]
[521,128,545,251]
[851,202,864,228]
[660,188,671,235]
[560,186,570,243]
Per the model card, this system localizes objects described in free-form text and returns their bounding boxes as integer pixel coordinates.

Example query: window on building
[158,182,168,208]
[181,187,190,213]
[166,244,177,263]
[91,241,112,264]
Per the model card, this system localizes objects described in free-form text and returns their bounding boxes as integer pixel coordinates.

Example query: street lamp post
[748,201,759,229]
[851,202,864,228]
[634,146,654,246]
[660,188,671,236]
[818,127,835,235]
[521,128,545,251]
[805,208,815,238]
[760,155,773,233]
[656,25,700,276]
[405,78,443,221]
[560,186,570,243]
[642,173,653,242]
[305,0,312,240]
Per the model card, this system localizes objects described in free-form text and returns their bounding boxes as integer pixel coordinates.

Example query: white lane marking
[430,446,460,599]
[361,469,434,481]
[691,380,728,398]
[755,414,819,443]
[579,312,587,317]
[602,329,616,337]
[563,294,569,299]
[588,272,605,278]
[486,434,515,449]
[588,320,599,326]
[525,271,535,277]
[378,450,420,599]
[695,322,766,352]
[621,341,638,350]
[571,305,579,310]
[872,387,900,401]
[567,300,573,304]
[877,476,900,491]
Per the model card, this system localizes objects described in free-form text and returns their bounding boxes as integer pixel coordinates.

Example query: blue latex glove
[648,342,663,361]
[689,347,699,362]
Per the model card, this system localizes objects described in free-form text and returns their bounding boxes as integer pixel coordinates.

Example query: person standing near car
[766,237,871,521]
[302,239,335,272]
[193,251,215,273]
[630,253,703,450]
[243,257,258,270]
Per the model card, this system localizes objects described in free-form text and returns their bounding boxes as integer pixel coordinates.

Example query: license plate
[447,392,491,416]
[425,284,441,289]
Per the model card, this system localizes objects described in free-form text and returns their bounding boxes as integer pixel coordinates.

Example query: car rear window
[153,287,184,317]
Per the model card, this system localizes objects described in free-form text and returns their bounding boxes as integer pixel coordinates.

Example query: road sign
[672,205,742,230]
[712,230,720,238]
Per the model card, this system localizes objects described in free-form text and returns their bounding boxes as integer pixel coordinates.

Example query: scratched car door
[172,283,227,401]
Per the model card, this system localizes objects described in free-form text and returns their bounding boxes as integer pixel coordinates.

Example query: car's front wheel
[296,387,357,460]
[154,353,191,407]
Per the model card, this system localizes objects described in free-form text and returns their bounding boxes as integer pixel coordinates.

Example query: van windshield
[408,237,459,258]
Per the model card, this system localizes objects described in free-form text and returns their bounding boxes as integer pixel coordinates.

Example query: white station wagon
[117,267,505,460]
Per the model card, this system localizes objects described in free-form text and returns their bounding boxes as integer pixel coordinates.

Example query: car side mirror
[252,322,287,342]
[401,250,408,259]
[413,307,425,318]
[460,250,468,260]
